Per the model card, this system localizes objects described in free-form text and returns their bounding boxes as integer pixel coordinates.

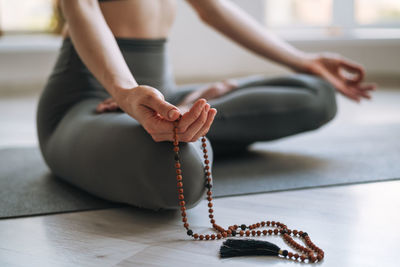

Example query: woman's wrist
[112,83,140,108]
[103,70,138,96]
[288,52,319,74]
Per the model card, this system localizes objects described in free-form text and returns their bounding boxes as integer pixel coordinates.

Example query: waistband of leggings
[62,37,168,52]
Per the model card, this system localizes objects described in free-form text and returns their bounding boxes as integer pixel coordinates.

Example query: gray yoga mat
[1,123,399,219]
[212,123,400,197]
[0,147,124,219]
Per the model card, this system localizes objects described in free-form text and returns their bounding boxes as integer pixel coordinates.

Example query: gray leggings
[37,38,337,210]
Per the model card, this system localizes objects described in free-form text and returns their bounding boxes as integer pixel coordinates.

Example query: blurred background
[0,0,399,148]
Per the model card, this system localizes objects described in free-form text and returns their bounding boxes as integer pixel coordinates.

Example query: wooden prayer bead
[171,120,323,264]
[262,230,267,235]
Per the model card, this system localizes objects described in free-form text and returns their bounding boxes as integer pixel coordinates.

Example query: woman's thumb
[148,96,180,121]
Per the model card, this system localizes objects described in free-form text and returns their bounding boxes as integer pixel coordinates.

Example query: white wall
[169,0,285,83]
[0,0,399,93]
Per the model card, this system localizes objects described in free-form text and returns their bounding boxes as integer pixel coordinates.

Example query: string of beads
[172,118,324,263]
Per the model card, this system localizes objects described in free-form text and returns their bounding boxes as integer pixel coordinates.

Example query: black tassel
[220,238,283,258]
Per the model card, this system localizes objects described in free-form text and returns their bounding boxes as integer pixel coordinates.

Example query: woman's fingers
[348,82,377,91]
[180,104,209,142]
[143,91,180,121]
[190,108,217,142]
[178,99,207,132]
[339,59,365,83]
[145,99,208,142]
[320,69,361,102]
[350,83,377,100]
[151,103,215,143]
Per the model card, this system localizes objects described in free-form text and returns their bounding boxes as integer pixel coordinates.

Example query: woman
[37,0,375,210]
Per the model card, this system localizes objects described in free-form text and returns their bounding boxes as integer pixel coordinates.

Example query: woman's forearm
[189,0,312,72]
[60,0,138,99]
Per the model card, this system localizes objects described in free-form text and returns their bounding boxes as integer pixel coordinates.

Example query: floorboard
[0,180,399,267]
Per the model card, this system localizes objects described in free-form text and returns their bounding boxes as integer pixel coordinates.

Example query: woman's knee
[290,74,337,127]
[313,77,338,126]
[42,104,213,211]
[136,137,213,211]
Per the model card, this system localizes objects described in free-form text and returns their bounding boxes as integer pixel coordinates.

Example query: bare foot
[96,97,121,113]
[177,79,238,113]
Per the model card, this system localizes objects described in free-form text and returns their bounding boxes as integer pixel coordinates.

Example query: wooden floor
[0,180,399,267]
[1,88,399,266]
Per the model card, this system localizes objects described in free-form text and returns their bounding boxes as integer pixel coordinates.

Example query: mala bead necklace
[172,116,324,263]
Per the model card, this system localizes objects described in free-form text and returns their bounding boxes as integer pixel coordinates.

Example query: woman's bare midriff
[64,0,177,39]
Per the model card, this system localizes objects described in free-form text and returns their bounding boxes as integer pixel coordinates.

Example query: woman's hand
[112,85,217,142]
[302,53,377,102]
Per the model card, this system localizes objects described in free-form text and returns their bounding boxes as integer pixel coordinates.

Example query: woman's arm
[60,0,137,96]
[186,0,310,72]
[186,0,376,102]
